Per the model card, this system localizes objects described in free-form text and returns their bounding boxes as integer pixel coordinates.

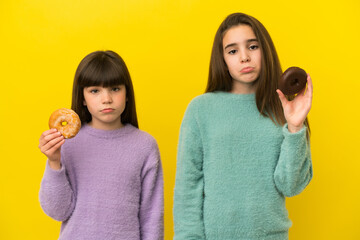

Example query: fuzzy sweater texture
[39,124,164,240]
[173,92,312,240]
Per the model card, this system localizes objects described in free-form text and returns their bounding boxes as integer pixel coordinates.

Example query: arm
[274,125,312,197]
[139,142,164,240]
[173,101,205,240]
[274,74,313,196]
[38,129,75,221]
[39,160,76,221]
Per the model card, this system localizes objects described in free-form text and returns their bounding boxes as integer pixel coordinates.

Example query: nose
[102,90,113,104]
[241,56,250,63]
[240,49,250,63]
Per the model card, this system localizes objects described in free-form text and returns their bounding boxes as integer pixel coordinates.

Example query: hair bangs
[78,55,126,88]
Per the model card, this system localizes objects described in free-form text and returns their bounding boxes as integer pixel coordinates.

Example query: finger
[39,129,57,143]
[41,128,58,137]
[45,139,65,158]
[39,130,62,148]
[40,135,64,154]
[40,136,63,155]
[276,89,288,106]
[306,74,313,100]
[52,138,65,150]
[304,74,313,111]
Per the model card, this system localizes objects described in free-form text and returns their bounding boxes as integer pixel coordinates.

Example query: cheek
[83,96,97,112]
[223,54,231,68]
[255,52,262,67]
[83,93,93,106]
[116,94,127,106]
[83,96,90,106]
[224,57,234,71]
[226,61,238,75]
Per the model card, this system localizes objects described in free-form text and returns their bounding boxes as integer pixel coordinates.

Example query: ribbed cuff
[282,123,306,139]
[43,160,67,184]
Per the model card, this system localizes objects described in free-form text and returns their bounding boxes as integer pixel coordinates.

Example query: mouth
[101,108,115,113]
[240,67,254,73]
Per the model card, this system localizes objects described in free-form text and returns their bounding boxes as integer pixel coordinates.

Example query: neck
[230,81,256,94]
[88,121,124,130]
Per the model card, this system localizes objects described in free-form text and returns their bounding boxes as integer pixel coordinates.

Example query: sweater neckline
[82,123,136,139]
[214,91,255,101]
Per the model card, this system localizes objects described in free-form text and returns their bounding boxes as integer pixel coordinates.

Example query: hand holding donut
[39,108,81,169]
[277,72,313,133]
[38,129,65,169]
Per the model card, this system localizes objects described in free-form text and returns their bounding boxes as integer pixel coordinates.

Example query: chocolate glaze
[278,67,307,95]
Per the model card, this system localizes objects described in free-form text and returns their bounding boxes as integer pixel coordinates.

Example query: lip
[101,108,115,113]
[240,67,254,73]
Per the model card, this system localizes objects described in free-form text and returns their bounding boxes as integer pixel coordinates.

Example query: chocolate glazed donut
[278,67,307,95]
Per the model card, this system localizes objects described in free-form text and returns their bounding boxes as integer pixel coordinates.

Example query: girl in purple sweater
[39,50,164,240]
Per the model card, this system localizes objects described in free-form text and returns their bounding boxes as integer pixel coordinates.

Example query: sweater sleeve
[274,124,313,197]
[139,142,164,240]
[173,101,205,240]
[39,160,76,221]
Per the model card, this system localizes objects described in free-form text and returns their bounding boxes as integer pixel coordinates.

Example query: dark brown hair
[207,13,309,132]
[71,50,138,128]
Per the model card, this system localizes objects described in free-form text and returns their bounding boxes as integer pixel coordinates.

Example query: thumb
[276,89,287,107]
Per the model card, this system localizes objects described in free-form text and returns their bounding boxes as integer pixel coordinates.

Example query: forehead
[222,25,257,46]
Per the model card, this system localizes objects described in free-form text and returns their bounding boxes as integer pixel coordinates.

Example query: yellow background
[1,0,359,239]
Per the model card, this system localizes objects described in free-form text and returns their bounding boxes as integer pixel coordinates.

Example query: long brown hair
[71,50,138,128]
[207,13,310,132]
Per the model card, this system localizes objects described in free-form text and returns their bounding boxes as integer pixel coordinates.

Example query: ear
[83,100,87,106]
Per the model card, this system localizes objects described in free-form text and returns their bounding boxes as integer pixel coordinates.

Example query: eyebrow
[224,38,258,50]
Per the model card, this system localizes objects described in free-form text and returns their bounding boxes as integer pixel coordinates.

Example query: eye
[249,44,259,50]
[90,89,99,94]
[111,87,121,92]
[228,49,237,55]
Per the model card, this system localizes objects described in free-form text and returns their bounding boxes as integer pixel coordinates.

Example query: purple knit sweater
[39,124,164,240]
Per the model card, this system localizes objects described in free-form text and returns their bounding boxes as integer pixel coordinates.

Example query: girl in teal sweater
[173,13,313,240]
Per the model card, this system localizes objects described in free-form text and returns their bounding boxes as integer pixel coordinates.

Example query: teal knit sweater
[173,92,312,240]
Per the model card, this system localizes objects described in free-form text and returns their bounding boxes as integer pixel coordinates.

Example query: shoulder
[187,92,217,108]
[130,127,161,165]
[129,126,159,150]
[184,93,217,116]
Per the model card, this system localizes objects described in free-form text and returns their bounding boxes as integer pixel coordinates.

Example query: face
[83,85,127,130]
[223,24,262,93]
